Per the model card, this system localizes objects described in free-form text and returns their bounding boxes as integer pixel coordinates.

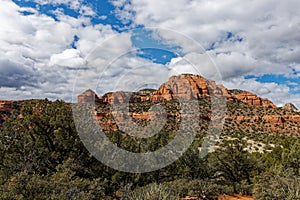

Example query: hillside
[77,74,300,138]
[0,74,299,199]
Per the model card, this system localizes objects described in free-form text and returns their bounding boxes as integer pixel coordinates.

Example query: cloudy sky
[0,0,300,108]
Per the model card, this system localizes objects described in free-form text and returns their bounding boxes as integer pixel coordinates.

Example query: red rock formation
[229,115,260,122]
[233,92,276,108]
[151,83,174,101]
[101,91,152,104]
[283,115,300,123]
[0,100,14,113]
[148,74,276,109]
[262,115,285,124]
[76,74,300,134]
[283,103,298,111]
[78,75,277,109]
[78,89,101,103]
[101,92,131,104]
[150,74,226,101]
[0,101,18,126]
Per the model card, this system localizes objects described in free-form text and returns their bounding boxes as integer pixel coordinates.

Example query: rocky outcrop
[233,92,276,108]
[229,115,260,122]
[282,103,298,112]
[228,114,300,125]
[262,115,285,125]
[283,115,300,123]
[101,92,131,104]
[78,89,101,103]
[151,84,174,101]
[0,100,14,113]
[147,74,276,108]
[150,74,226,101]
[75,74,300,135]
[77,74,277,109]
[101,91,152,104]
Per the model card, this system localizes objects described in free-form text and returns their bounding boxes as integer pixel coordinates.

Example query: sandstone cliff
[233,92,276,108]
[283,103,298,112]
[77,74,300,136]
[78,89,101,104]
[77,74,277,108]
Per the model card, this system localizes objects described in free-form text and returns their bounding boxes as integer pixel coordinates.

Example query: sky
[0,0,300,108]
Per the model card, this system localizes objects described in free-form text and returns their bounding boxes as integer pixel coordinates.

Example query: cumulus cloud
[167,50,258,82]
[0,0,122,101]
[0,58,36,88]
[74,32,169,98]
[1,0,299,109]
[109,0,300,107]
[113,0,300,74]
[0,0,76,61]
[49,49,86,68]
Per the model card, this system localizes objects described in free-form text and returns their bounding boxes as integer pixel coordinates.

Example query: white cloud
[0,1,76,61]
[73,32,170,98]
[79,5,96,17]
[0,0,129,101]
[167,51,257,81]
[34,0,81,10]
[1,0,299,109]
[108,0,300,107]
[114,0,300,72]
[49,49,86,67]
[98,15,107,20]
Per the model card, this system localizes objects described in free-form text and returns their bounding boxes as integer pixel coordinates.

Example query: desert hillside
[77,74,300,137]
[0,74,299,199]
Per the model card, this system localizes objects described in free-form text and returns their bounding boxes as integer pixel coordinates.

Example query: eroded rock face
[283,115,300,123]
[150,74,226,101]
[233,92,276,108]
[101,91,153,104]
[0,101,14,112]
[77,89,101,104]
[101,92,132,104]
[228,114,300,125]
[262,115,285,125]
[77,74,277,109]
[283,103,298,112]
[150,84,174,101]
[76,74,300,134]
[228,115,260,122]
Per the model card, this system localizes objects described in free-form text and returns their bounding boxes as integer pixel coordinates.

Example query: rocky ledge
[78,74,277,108]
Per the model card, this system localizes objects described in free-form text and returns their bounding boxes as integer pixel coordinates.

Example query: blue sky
[12,0,179,64]
[13,0,121,26]
[1,0,300,107]
[246,74,300,94]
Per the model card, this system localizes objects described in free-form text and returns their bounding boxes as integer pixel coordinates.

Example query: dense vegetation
[0,99,299,199]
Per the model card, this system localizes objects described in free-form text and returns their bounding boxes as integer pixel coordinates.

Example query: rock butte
[77,74,299,134]
[78,74,276,109]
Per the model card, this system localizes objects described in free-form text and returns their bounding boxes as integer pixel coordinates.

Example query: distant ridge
[283,103,298,112]
[78,74,276,108]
